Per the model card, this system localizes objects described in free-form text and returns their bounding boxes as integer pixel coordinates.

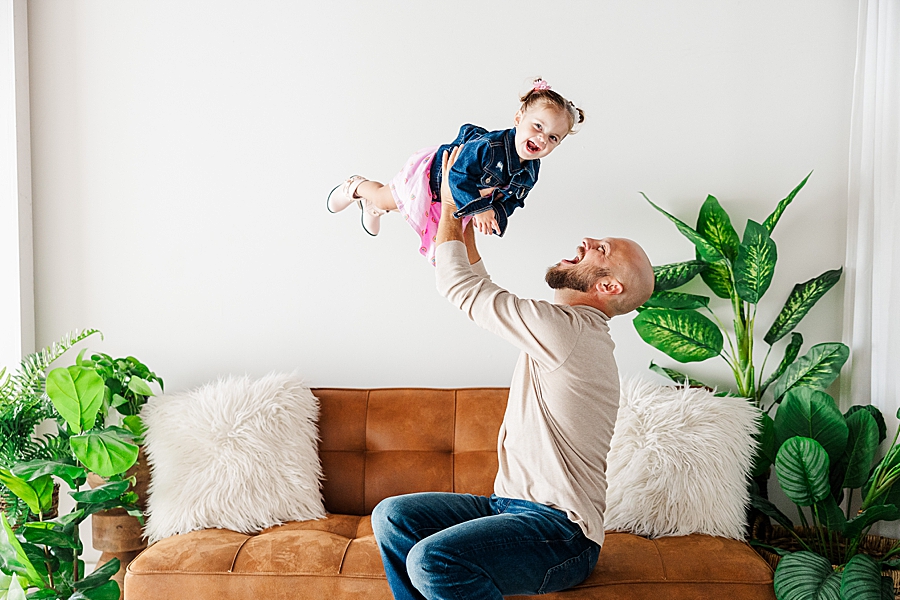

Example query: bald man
[371,148,655,600]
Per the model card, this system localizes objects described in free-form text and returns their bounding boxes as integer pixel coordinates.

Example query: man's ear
[595,278,623,296]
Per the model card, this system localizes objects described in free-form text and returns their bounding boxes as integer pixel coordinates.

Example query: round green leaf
[840,553,884,600]
[633,308,723,363]
[734,220,777,304]
[70,429,139,479]
[773,343,850,400]
[775,437,831,506]
[773,551,840,600]
[774,387,849,464]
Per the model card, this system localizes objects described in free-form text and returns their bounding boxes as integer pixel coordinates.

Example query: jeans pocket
[537,543,600,594]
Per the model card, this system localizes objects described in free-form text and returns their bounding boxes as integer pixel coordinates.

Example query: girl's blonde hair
[519,78,585,135]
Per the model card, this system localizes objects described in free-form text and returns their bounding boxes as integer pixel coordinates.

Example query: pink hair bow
[532,78,551,91]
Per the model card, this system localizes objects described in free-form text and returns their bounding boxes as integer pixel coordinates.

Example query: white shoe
[327,175,366,213]
[360,198,386,236]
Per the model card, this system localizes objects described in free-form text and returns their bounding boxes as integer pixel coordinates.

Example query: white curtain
[842,0,900,533]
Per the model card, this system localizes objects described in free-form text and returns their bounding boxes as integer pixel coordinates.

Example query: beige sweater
[435,241,619,546]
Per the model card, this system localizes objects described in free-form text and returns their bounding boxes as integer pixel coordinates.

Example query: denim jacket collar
[503,128,539,181]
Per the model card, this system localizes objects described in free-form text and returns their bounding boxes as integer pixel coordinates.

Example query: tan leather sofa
[125,388,775,600]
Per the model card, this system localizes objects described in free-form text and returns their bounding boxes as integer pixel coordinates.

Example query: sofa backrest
[312,388,509,515]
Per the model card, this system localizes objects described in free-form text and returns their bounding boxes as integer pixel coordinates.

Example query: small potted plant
[0,361,140,599]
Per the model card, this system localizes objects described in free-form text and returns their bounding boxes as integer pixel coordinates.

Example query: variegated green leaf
[696,195,740,261]
[763,171,812,234]
[773,550,841,600]
[642,290,710,310]
[760,332,803,397]
[764,268,843,345]
[734,220,777,304]
[840,553,885,600]
[648,362,709,387]
[773,343,849,400]
[640,193,726,263]
[633,308,723,363]
[775,436,831,506]
[698,256,734,299]
[652,260,708,292]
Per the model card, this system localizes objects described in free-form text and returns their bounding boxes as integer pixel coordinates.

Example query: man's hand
[437,148,480,264]
[473,209,500,236]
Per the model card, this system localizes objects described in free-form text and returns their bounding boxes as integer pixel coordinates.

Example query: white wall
[27,0,858,396]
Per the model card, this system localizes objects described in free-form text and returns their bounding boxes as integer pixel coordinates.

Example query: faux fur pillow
[604,378,760,540]
[142,373,325,543]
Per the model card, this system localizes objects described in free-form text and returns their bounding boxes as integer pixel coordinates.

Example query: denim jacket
[428,124,540,237]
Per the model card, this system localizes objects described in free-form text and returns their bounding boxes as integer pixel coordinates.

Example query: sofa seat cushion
[125,515,774,600]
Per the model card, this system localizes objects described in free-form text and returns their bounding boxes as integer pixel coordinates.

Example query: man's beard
[545,264,610,292]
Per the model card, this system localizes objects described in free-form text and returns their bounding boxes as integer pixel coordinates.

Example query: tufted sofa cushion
[125,388,775,600]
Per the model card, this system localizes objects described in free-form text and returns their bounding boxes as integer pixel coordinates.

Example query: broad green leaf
[774,387,848,464]
[69,429,138,479]
[841,409,879,489]
[813,494,847,535]
[696,195,740,260]
[127,377,154,396]
[750,492,795,531]
[0,514,41,587]
[774,343,850,400]
[110,393,128,408]
[21,523,79,549]
[642,290,710,310]
[734,220,777,304]
[763,171,812,233]
[0,470,42,514]
[633,309,723,363]
[882,577,895,600]
[844,505,900,540]
[640,193,726,263]
[11,461,86,490]
[764,268,843,345]
[651,260,708,292]
[752,412,777,477]
[773,550,840,600]
[760,332,803,397]
[648,362,709,387]
[841,553,884,600]
[699,258,734,299]
[46,366,105,434]
[70,480,130,504]
[70,580,121,600]
[73,558,119,591]
[122,415,146,440]
[775,437,831,506]
[846,405,887,444]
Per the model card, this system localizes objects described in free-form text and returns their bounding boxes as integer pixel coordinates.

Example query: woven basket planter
[752,520,900,598]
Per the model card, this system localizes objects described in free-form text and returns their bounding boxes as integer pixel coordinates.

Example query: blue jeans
[371,492,600,600]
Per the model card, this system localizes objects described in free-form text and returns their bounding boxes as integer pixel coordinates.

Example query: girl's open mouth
[526,140,541,153]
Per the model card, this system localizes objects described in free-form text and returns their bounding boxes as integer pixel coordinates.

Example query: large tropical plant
[751,386,900,599]
[633,174,846,415]
[0,362,140,600]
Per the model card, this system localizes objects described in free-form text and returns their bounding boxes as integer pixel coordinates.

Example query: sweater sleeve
[435,242,580,370]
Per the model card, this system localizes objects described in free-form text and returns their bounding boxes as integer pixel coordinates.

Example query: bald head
[546,237,655,316]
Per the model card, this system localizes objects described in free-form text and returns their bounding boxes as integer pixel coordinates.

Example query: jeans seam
[537,543,597,594]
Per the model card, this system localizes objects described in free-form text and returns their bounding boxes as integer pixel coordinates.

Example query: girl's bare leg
[356,180,398,211]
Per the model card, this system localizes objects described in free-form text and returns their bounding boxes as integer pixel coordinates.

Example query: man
[371,148,655,600]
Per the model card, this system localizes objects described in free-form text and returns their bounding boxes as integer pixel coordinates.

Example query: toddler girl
[327,79,584,265]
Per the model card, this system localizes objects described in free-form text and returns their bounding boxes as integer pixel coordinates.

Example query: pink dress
[389,146,471,266]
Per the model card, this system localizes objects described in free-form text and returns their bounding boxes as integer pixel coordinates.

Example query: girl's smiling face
[513,103,572,161]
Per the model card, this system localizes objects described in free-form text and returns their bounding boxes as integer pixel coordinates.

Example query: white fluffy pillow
[604,378,760,540]
[142,373,325,543]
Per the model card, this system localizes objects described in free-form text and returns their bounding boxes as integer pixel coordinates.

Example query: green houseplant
[751,386,900,599]
[0,362,140,600]
[633,173,846,412]
[1,330,102,523]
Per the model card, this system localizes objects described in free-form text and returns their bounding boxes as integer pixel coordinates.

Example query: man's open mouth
[526,140,541,153]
